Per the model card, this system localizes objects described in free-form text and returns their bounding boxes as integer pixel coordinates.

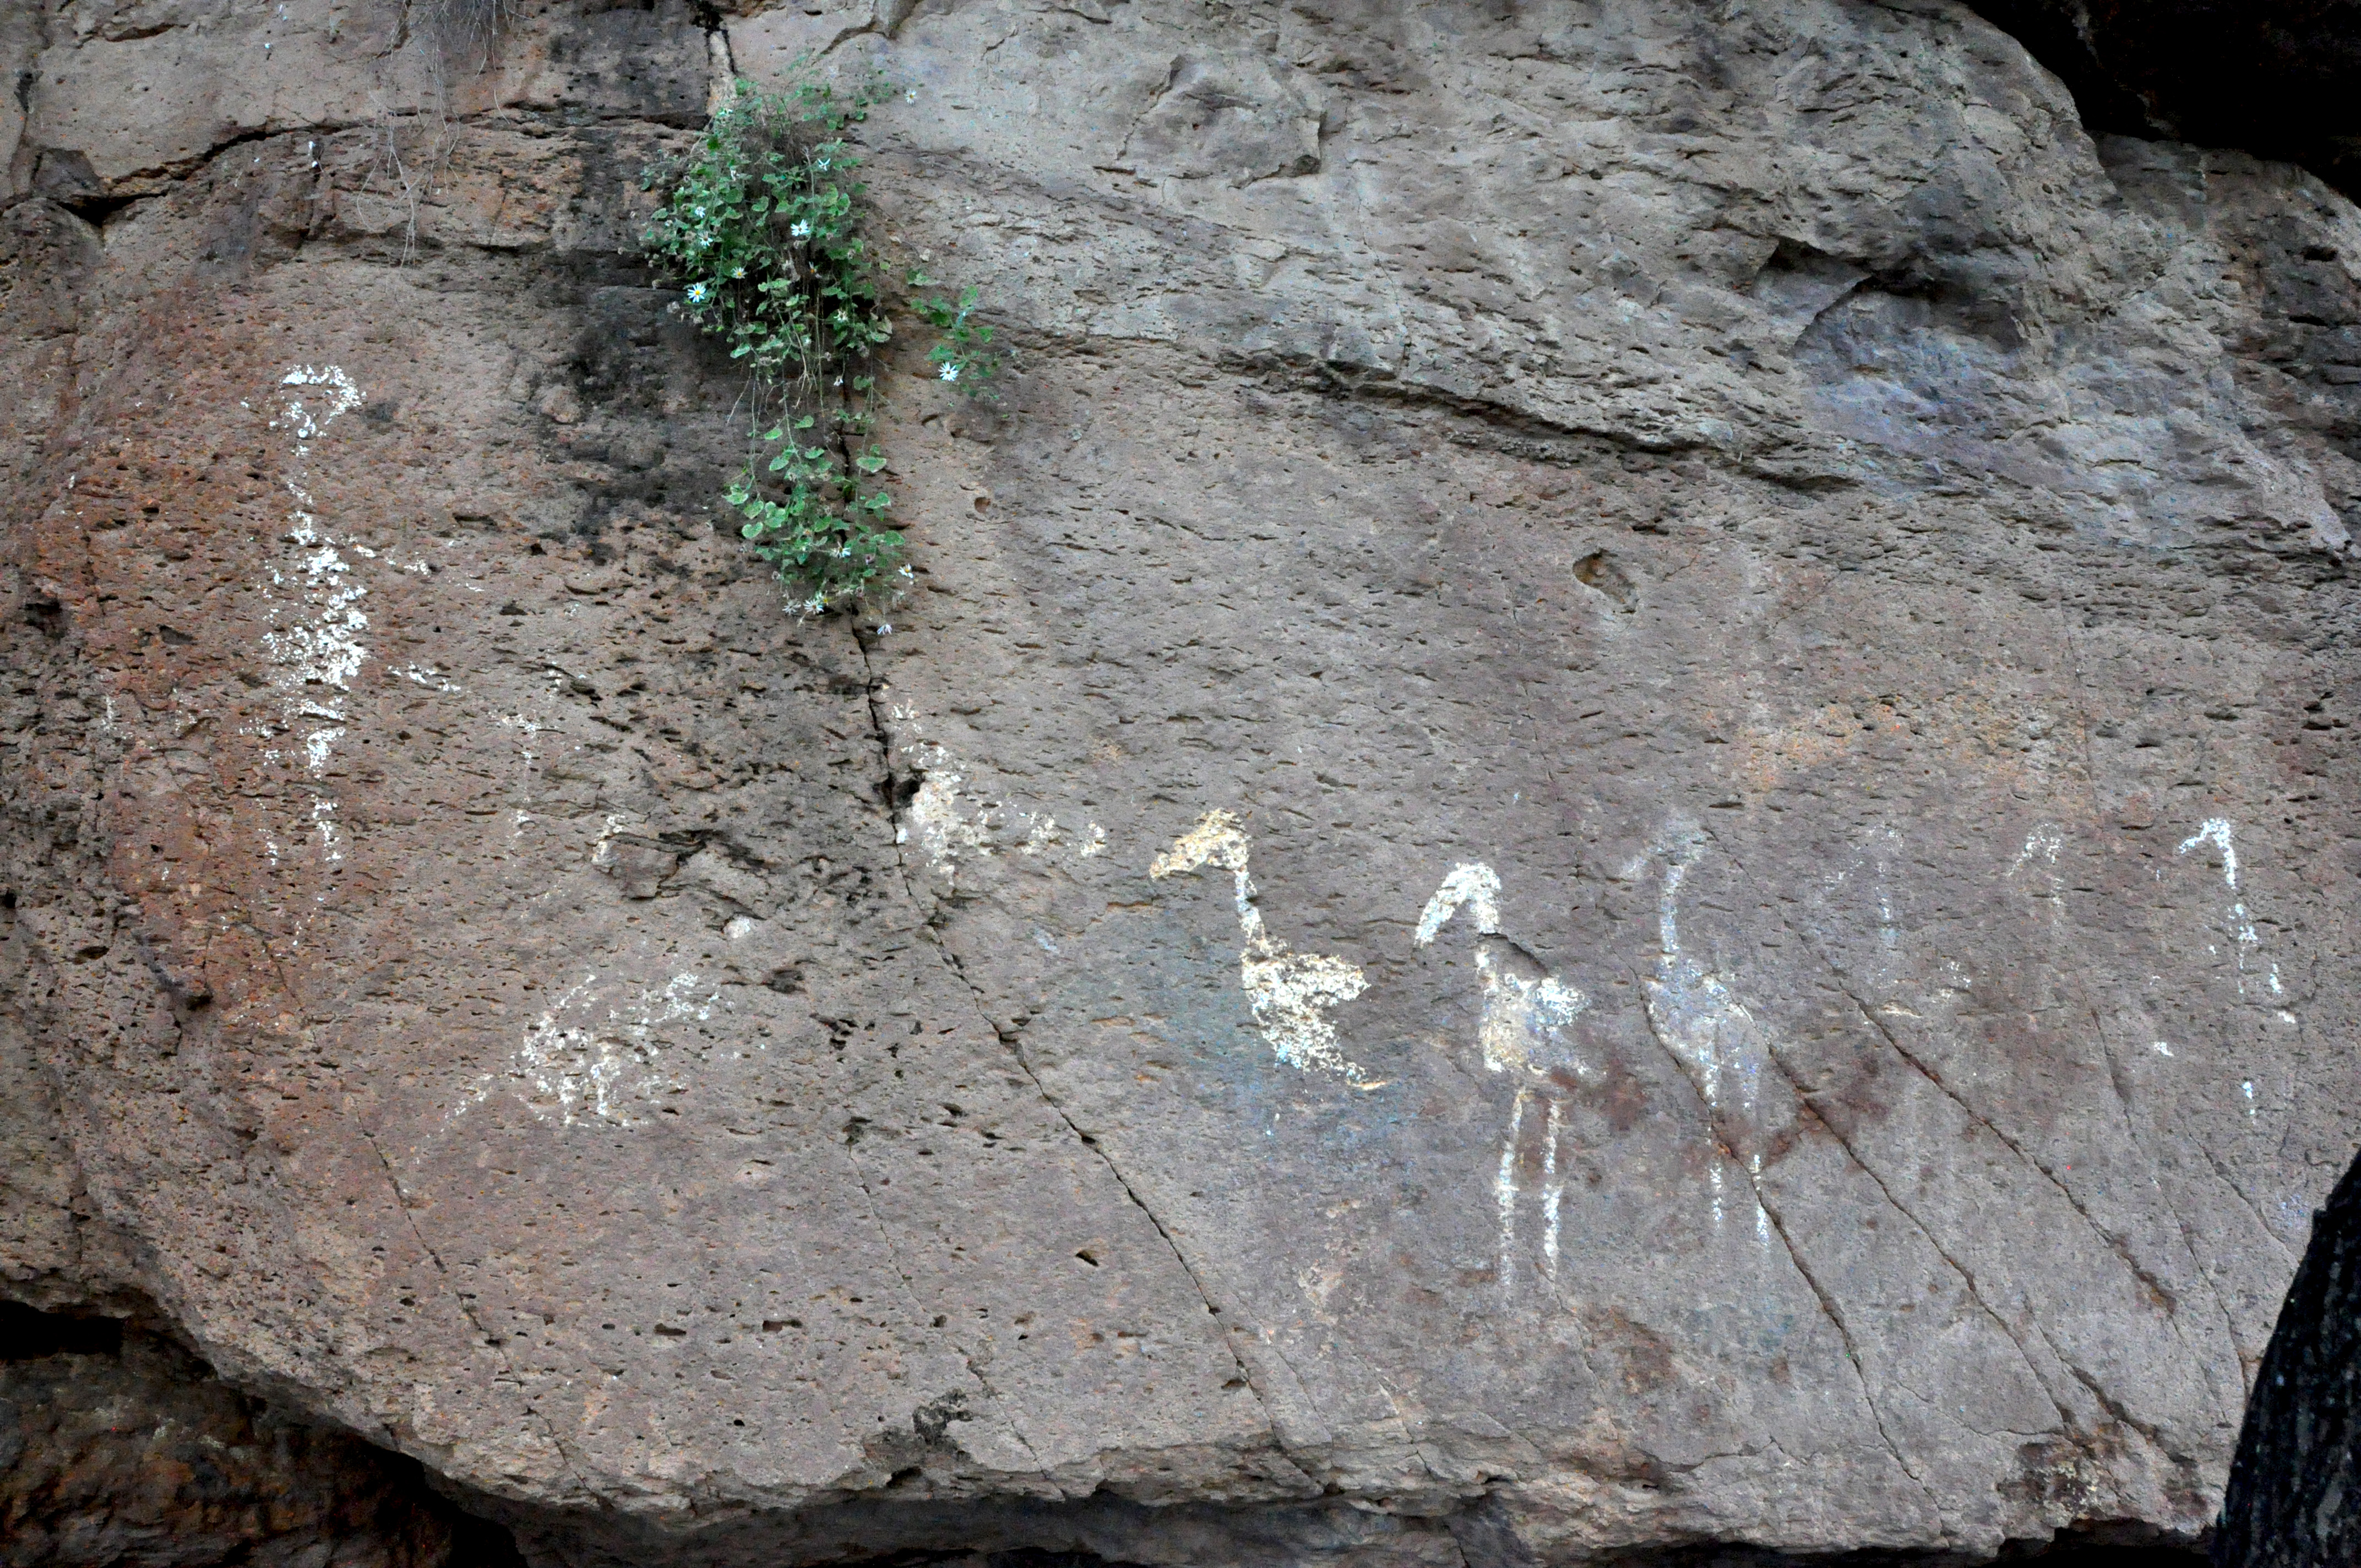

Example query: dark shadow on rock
[2213,1144,2361,1567]
[0,1298,527,1568]
[1576,1531,2204,1566]
[1960,0,2361,197]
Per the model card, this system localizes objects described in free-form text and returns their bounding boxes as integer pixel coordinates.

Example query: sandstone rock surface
[5,0,2361,1560]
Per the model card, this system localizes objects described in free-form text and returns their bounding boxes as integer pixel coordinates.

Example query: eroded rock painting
[1151,810,1371,1082]
[1640,825,1775,1246]
[1413,861,1596,1289]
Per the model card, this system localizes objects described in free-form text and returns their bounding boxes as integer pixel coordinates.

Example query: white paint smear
[888,723,1113,879]
[456,972,722,1128]
[276,365,361,449]
[2178,818,2238,888]
[1152,810,1369,1082]
[1415,861,1590,1077]
[1418,861,1593,1290]
[904,771,992,876]
[2009,823,2063,878]
[311,798,342,864]
[2177,818,2289,1005]
[1417,862,1502,945]
[1542,1099,1564,1282]
[1645,825,1770,1240]
[255,367,369,786]
[1647,829,1763,1117]
[1497,1088,1527,1297]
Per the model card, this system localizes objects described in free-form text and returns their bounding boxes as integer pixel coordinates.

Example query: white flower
[938,362,961,383]
[790,221,811,238]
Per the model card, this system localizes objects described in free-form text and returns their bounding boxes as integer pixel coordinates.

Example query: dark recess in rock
[1596,1547,2205,1567]
[0,1299,123,1358]
[2213,1143,2361,1567]
[484,1523,2209,1568]
[1962,0,2361,195]
[0,1301,527,1568]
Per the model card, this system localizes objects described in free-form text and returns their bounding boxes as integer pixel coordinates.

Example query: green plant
[641,67,996,617]
[913,279,997,392]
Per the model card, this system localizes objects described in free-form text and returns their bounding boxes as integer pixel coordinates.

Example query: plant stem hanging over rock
[640,64,994,617]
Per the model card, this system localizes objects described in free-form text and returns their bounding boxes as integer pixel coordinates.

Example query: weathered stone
[3,0,2359,1561]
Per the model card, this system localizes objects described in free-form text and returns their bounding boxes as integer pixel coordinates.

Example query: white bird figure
[1643,825,1771,1247]
[1416,863,1591,1077]
[2177,816,2283,1001]
[1152,810,1369,1082]
[1416,862,1593,1290]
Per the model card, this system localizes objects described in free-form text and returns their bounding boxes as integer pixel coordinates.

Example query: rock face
[4,0,2360,1561]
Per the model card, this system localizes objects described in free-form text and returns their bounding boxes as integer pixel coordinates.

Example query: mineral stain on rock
[3,0,2359,1561]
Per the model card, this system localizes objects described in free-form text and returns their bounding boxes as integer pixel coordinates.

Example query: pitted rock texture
[4,0,2361,1562]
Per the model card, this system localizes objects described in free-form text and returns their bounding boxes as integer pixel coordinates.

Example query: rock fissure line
[1629,972,1933,1510]
[2021,640,2250,1420]
[1747,1150,1940,1515]
[769,636,1052,1479]
[828,1118,1052,1479]
[1702,824,2198,1360]
[26,95,720,233]
[846,625,1315,1487]
[1740,826,2210,1448]
[2030,1311,2193,1469]
[356,1124,594,1501]
[876,156,1814,473]
[1368,1383,1461,1492]
[1206,342,1774,467]
[18,0,2358,1545]
[2199,1141,2294,1268]
[1837,971,2191,1325]
[705,19,739,79]
[1796,1084,2080,1442]
[1236,1326,1365,1492]
[2081,998,2247,1425]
